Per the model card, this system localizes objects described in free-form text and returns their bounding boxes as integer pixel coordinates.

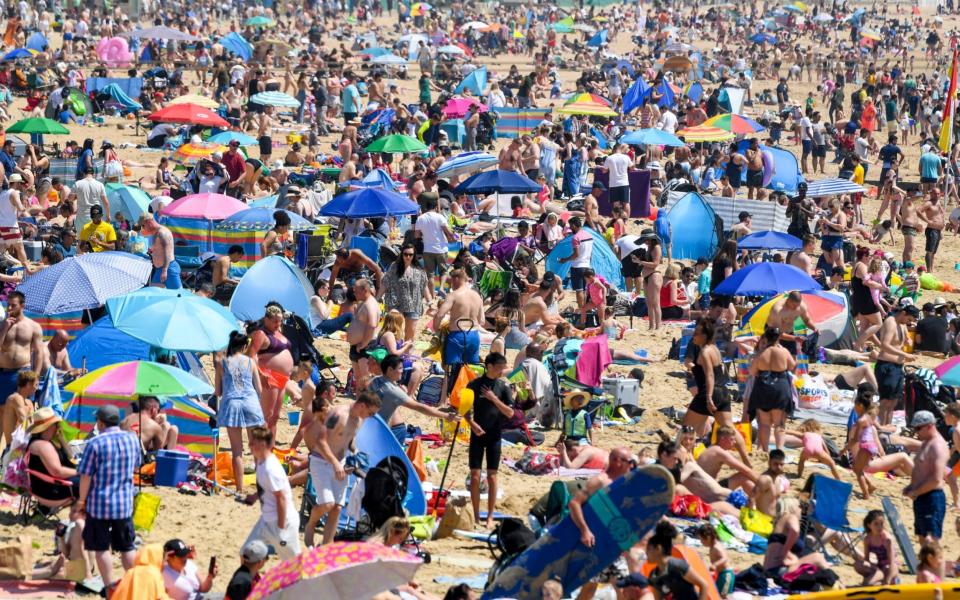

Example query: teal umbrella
[244,16,275,27]
[207,131,258,146]
[364,134,428,153]
[105,183,151,222]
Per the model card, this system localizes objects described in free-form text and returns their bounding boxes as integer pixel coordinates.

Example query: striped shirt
[77,427,141,520]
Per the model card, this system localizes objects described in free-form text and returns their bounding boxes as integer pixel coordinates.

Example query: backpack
[495,518,536,556]
[417,376,443,407]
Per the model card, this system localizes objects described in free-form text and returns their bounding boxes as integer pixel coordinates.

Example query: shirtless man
[918,189,945,271]
[120,395,179,451]
[764,291,819,355]
[302,391,381,546]
[583,182,603,231]
[658,441,739,513]
[212,245,244,303]
[744,139,766,200]
[368,73,386,105]
[338,153,359,183]
[434,268,484,399]
[751,449,790,517]
[328,247,383,291]
[0,291,46,407]
[141,217,180,290]
[47,330,84,379]
[257,106,275,164]
[905,410,949,545]
[899,192,923,266]
[696,426,759,494]
[522,280,567,335]
[498,138,522,174]
[2,370,37,448]
[346,279,380,391]
[519,135,540,179]
[788,235,818,276]
[874,305,919,425]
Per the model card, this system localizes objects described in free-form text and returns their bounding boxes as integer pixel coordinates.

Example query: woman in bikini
[247,304,295,436]
[637,233,664,331]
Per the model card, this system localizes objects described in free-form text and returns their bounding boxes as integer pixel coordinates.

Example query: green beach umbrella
[6,117,70,135]
[364,134,428,154]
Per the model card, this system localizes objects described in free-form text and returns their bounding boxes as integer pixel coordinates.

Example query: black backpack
[495,518,536,557]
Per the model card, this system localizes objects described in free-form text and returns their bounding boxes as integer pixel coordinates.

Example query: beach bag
[132,492,161,533]
[797,374,830,409]
[449,364,481,412]
[671,494,710,519]
[1,425,30,490]
[0,536,32,580]
[417,376,442,407]
[440,416,470,444]
[435,496,474,539]
[405,439,427,482]
[515,447,559,475]
[739,506,774,538]
[408,515,435,540]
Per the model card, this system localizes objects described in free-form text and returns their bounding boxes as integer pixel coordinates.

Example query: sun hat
[28,407,62,435]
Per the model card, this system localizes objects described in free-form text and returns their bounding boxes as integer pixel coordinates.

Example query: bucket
[155,450,190,487]
[288,410,301,426]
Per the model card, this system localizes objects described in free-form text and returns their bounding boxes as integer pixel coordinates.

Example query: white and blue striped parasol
[214,208,314,231]
[371,53,407,65]
[436,151,498,179]
[250,91,301,108]
[805,178,866,198]
[16,252,153,314]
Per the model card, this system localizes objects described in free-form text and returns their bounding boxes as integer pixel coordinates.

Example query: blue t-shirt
[920,152,941,180]
[878,143,901,168]
[75,149,93,180]
[342,84,359,114]
[0,150,15,176]
[847,408,858,433]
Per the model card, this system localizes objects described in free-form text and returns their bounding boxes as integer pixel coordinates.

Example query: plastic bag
[670,494,710,519]
[739,506,773,538]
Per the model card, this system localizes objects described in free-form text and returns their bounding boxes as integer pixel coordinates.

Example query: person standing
[602,144,633,214]
[0,173,33,271]
[414,196,456,293]
[464,103,480,152]
[215,331,264,494]
[434,268,484,398]
[141,216,180,290]
[874,305,919,425]
[73,166,108,235]
[557,217,593,316]
[76,405,141,588]
[905,410,949,546]
[0,290,45,404]
[380,243,432,342]
[919,189,945,272]
[466,352,514,530]
[302,391,381,546]
[346,279,381,391]
[243,426,300,560]
[341,74,361,126]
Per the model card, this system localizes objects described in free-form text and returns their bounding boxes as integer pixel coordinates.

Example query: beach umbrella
[250,91,301,108]
[437,45,465,56]
[364,134,428,154]
[120,26,201,41]
[2,48,37,60]
[436,151,498,178]
[207,131,258,146]
[249,195,279,209]
[25,32,47,52]
[749,32,777,44]
[341,168,402,191]
[740,290,846,336]
[244,16,275,27]
[442,98,488,119]
[453,169,541,195]
[712,262,821,296]
[558,92,618,117]
[168,94,220,109]
[148,103,230,128]
[160,193,248,220]
[663,55,693,72]
[370,53,407,65]
[66,360,213,397]
[410,2,431,15]
[230,256,315,326]
[550,22,573,33]
[248,542,422,600]
[703,113,766,134]
[812,13,834,21]
[5,117,69,135]
[454,66,487,96]
[586,29,608,47]
[105,183,151,222]
[737,230,803,251]
[172,142,227,166]
[619,128,685,147]
[215,207,314,232]
[860,30,883,42]
[106,288,238,353]
[573,23,598,33]
[784,3,805,12]
[462,21,488,30]
[664,42,693,53]
[676,125,736,142]
[319,188,419,218]
[805,178,865,198]
[219,32,253,61]
[16,252,152,314]
[935,356,960,386]
[360,47,391,58]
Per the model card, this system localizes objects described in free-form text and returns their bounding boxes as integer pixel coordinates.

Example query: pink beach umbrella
[159,193,247,220]
[442,97,488,119]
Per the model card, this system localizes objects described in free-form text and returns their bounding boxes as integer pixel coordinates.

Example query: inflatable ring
[761,149,776,187]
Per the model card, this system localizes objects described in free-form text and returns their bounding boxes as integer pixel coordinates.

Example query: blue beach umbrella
[713,262,821,296]
[619,128,685,147]
[16,252,152,314]
[229,256,315,326]
[453,169,540,195]
[736,230,803,251]
[319,188,419,218]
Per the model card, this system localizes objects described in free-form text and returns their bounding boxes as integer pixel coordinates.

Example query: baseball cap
[616,574,649,589]
[911,410,936,428]
[241,539,274,562]
[922,302,936,313]
[163,539,191,557]
[95,404,120,426]
[738,210,751,221]
[902,305,920,318]
[591,181,606,190]
[90,205,103,217]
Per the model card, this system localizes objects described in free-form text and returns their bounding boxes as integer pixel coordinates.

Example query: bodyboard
[788,583,960,600]
[482,464,674,600]
[882,496,918,575]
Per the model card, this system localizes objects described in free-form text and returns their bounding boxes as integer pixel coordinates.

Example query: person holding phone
[161,538,218,600]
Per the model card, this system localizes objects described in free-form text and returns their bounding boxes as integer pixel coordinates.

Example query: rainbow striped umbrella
[703,113,766,134]
[740,290,846,336]
[558,93,618,117]
[676,125,736,142]
[65,360,213,397]
[172,142,228,166]
[410,2,431,15]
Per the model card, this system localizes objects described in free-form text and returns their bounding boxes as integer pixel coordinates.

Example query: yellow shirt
[79,221,117,252]
[852,164,865,185]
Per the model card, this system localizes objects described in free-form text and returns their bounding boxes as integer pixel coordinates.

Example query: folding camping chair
[807,475,864,563]
[302,233,333,283]
[478,269,513,298]
[350,235,382,267]
[18,452,75,525]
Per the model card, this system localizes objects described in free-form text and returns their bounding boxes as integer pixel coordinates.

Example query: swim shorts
[443,330,480,366]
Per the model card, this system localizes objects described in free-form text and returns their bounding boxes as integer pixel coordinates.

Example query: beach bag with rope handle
[740,506,774,538]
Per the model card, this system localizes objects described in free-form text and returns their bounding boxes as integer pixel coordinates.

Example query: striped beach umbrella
[250,91,301,108]
[172,142,228,166]
[371,53,407,65]
[703,113,766,134]
[558,93,618,117]
[676,125,736,142]
[805,178,865,198]
[436,151,498,178]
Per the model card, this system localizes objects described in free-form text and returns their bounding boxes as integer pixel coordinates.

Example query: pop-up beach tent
[665,191,723,260]
[545,227,625,290]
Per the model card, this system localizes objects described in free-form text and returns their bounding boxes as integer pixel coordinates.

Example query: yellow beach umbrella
[168,94,220,110]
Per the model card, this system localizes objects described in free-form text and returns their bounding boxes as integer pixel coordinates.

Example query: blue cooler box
[155,450,190,487]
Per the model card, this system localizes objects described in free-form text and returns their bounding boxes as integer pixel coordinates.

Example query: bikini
[264,331,292,355]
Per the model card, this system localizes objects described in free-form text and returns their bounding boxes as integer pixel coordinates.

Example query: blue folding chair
[808,474,865,562]
[349,235,382,268]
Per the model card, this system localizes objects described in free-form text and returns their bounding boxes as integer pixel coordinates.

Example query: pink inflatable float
[96,37,133,68]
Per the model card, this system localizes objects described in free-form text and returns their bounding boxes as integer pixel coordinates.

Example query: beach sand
[4,11,960,596]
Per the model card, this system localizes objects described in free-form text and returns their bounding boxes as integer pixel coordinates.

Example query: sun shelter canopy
[665,192,722,261]
[545,227,625,290]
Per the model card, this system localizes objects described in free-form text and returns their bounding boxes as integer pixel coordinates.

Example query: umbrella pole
[433,428,457,515]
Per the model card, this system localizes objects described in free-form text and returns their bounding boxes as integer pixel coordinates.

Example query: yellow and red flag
[939,48,959,153]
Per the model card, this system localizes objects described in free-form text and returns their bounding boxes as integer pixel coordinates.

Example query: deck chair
[18,452,75,525]
[478,269,513,298]
[807,475,864,563]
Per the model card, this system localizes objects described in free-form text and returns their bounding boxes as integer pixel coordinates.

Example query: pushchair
[545,337,608,430]
[477,111,497,149]
[484,517,537,589]
[903,367,955,440]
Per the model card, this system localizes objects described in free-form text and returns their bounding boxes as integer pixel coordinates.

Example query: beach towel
[405,438,427,482]
[575,335,612,387]
[111,544,171,600]
[0,580,75,598]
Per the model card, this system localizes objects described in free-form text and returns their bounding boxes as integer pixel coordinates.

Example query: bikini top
[264,330,291,354]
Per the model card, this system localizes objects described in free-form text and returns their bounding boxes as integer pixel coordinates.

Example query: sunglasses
[402,252,414,257]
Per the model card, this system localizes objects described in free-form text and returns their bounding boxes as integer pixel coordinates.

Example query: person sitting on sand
[556,438,608,470]
[854,509,900,585]
[751,450,790,517]
[657,441,739,515]
[120,395,179,452]
[763,497,832,577]
[695,426,759,494]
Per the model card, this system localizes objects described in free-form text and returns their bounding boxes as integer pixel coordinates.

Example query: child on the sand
[854,509,899,585]
[795,419,842,480]
[917,542,944,586]
[696,525,734,598]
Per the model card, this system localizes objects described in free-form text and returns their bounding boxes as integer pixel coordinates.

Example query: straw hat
[28,407,62,435]
[563,390,591,409]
